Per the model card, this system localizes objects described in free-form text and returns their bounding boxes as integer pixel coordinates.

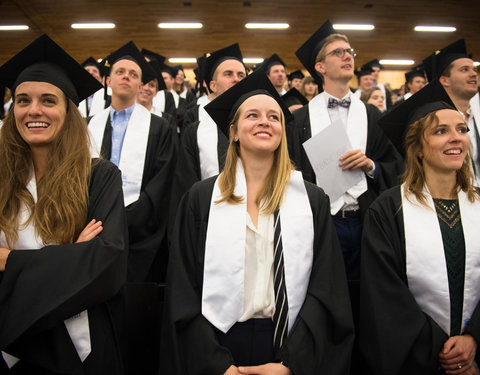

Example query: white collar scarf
[402,185,480,334]
[197,98,220,180]
[202,161,314,333]
[307,91,368,213]
[89,103,151,206]
[0,173,91,368]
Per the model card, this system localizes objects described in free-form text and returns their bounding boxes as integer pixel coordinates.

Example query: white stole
[469,93,480,187]
[307,91,368,214]
[202,161,314,333]
[89,104,150,206]
[402,185,480,335]
[171,90,180,108]
[78,88,107,118]
[0,174,91,368]
[197,99,220,180]
[196,95,210,107]
[153,90,166,113]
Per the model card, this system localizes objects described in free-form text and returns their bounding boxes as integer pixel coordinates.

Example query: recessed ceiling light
[159,23,203,29]
[245,23,289,29]
[0,25,29,30]
[333,24,375,30]
[71,23,115,29]
[414,26,456,32]
[379,59,415,65]
[169,58,197,63]
[243,58,264,64]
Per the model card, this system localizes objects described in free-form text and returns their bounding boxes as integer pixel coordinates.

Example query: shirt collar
[110,103,136,120]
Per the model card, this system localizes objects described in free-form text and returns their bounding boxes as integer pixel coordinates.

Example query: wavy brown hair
[216,96,294,215]
[0,97,91,248]
[402,110,478,205]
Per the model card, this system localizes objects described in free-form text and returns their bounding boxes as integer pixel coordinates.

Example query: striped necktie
[273,210,289,353]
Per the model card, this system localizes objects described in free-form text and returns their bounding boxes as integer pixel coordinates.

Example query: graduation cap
[81,56,106,77]
[354,67,374,80]
[204,69,292,139]
[0,34,102,106]
[147,59,167,91]
[405,65,426,83]
[262,53,286,73]
[287,70,305,81]
[195,55,208,94]
[103,41,156,84]
[174,64,184,75]
[362,59,383,71]
[204,43,244,85]
[160,63,177,79]
[377,79,457,157]
[295,20,336,85]
[141,48,166,65]
[282,88,308,108]
[422,39,471,81]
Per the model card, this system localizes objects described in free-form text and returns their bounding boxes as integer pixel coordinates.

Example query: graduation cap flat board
[378,79,457,157]
[103,41,156,84]
[204,69,292,139]
[295,20,336,85]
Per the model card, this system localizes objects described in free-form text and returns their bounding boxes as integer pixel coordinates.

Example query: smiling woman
[360,81,480,374]
[0,34,128,374]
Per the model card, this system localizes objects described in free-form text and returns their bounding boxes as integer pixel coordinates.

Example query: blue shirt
[109,104,135,166]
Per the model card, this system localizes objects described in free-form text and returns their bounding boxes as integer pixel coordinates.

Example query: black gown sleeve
[164,178,234,375]
[279,182,355,374]
[126,115,177,282]
[0,159,128,372]
[359,187,450,375]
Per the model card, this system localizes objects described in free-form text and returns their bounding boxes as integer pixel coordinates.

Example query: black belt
[333,209,360,219]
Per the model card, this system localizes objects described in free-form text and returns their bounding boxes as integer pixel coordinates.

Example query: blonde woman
[163,69,353,375]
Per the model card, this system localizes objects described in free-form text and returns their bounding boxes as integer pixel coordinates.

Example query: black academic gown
[290,103,403,219]
[161,177,355,375]
[0,160,127,374]
[97,113,176,283]
[359,187,480,375]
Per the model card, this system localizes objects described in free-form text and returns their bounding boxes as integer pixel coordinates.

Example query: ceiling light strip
[245,23,289,29]
[414,26,456,32]
[71,23,115,29]
[379,59,415,65]
[333,24,374,30]
[159,23,203,29]
[0,25,29,30]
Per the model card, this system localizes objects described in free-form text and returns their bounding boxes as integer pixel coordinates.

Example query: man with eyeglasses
[423,39,480,186]
[291,20,403,374]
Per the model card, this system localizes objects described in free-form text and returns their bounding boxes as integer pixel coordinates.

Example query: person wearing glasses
[291,20,403,374]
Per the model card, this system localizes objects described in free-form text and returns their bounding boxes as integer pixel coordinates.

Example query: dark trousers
[216,319,274,366]
[332,214,363,375]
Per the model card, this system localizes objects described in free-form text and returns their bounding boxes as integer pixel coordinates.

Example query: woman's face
[367,90,385,112]
[232,94,283,158]
[14,81,67,149]
[421,109,470,176]
[304,81,316,96]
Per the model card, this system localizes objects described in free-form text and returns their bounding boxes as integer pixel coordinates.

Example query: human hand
[439,335,478,374]
[224,365,242,375]
[339,149,373,173]
[75,219,103,243]
[0,247,11,271]
[238,362,291,375]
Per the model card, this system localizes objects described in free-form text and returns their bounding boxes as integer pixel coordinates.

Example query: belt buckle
[341,209,347,219]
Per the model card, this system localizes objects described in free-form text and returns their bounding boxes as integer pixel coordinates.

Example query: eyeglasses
[326,48,357,58]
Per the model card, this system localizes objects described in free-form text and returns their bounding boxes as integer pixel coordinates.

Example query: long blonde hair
[0,98,91,247]
[216,96,294,215]
[402,110,478,205]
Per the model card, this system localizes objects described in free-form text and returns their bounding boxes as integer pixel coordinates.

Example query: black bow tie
[328,97,351,108]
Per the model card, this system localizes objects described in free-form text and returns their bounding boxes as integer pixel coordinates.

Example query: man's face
[162,72,175,90]
[107,59,142,101]
[291,78,302,90]
[85,65,102,83]
[407,76,426,95]
[359,74,374,91]
[371,66,381,83]
[209,59,246,97]
[315,40,354,84]
[440,58,478,101]
[137,79,158,107]
[268,64,286,91]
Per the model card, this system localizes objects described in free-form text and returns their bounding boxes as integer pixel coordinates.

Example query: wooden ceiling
[1,0,480,73]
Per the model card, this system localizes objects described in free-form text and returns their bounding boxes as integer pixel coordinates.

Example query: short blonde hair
[315,34,350,63]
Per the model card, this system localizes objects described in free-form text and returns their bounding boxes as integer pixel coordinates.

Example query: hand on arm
[339,149,373,173]
[0,247,11,271]
[439,334,478,374]
[75,219,103,243]
[238,363,291,375]
[224,365,242,375]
